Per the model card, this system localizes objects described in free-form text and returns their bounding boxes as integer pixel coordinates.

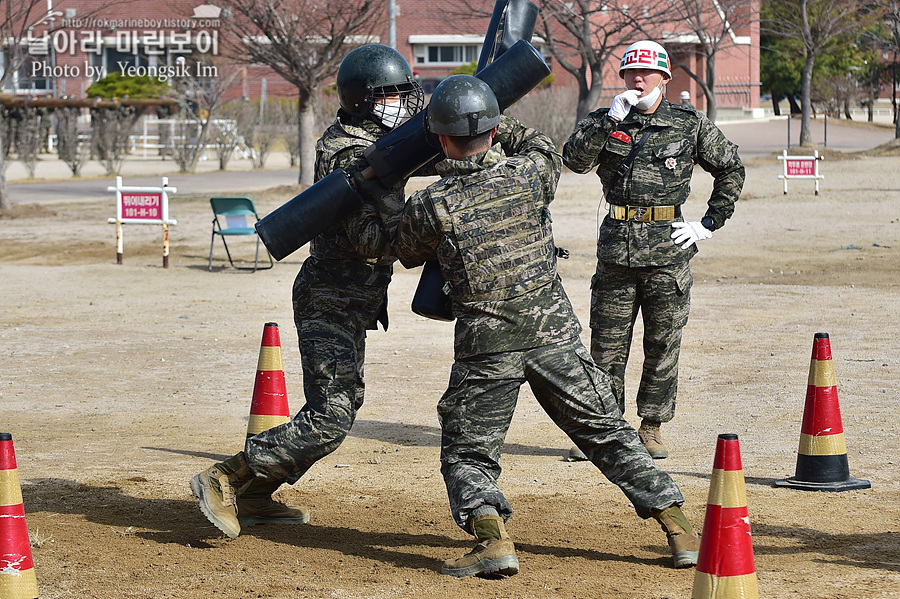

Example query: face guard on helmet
[619,40,672,78]
[426,75,501,137]
[368,80,425,129]
[337,44,425,130]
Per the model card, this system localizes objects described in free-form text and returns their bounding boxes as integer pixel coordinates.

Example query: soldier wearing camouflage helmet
[190,44,433,539]
[562,40,745,459]
[387,74,701,578]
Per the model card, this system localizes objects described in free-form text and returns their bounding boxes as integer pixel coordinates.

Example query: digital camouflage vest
[430,153,557,302]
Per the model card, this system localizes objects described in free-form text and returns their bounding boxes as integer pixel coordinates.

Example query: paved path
[718,116,895,159]
[6,117,896,205]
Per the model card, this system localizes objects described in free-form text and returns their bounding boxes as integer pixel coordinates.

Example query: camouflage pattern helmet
[336,44,424,123]
[427,74,500,136]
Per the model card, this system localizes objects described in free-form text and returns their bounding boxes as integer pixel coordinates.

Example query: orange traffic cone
[692,433,758,599]
[775,333,870,491]
[1,433,39,599]
[246,322,291,441]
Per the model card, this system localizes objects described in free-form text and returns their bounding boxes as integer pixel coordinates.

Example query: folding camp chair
[208,197,273,271]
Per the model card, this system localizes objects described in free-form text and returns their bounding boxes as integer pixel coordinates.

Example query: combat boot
[190,452,255,539]
[441,513,519,578]
[639,419,669,459]
[567,445,588,462]
[652,505,700,568]
[236,478,311,527]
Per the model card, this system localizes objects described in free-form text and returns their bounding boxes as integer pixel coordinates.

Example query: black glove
[352,170,391,204]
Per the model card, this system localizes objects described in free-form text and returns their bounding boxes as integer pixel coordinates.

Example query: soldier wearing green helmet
[385,74,701,578]
[190,44,435,540]
[563,40,745,459]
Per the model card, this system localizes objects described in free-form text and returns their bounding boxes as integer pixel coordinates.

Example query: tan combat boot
[639,419,669,459]
[236,479,310,527]
[190,452,255,539]
[441,514,520,578]
[652,505,700,568]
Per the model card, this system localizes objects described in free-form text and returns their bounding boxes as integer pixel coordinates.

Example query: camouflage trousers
[589,261,692,424]
[439,337,684,532]
[244,259,389,484]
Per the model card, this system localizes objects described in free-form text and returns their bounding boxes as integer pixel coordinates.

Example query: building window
[106,47,148,73]
[15,56,52,92]
[416,44,479,66]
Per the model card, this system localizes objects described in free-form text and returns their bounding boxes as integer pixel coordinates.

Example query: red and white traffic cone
[246,322,291,441]
[1,433,39,599]
[775,333,870,491]
[692,433,758,599]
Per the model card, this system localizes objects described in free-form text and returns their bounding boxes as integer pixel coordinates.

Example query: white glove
[670,221,713,249]
[608,89,640,122]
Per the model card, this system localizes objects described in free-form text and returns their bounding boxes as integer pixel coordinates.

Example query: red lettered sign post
[120,192,163,221]
[778,150,824,195]
[108,176,178,267]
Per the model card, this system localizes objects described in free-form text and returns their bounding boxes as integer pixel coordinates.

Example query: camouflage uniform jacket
[393,116,581,359]
[312,114,407,262]
[562,99,744,268]
[303,114,407,331]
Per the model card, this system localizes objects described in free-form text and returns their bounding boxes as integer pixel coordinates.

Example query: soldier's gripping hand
[352,170,391,204]
[670,221,713,249]
[608,89,640,122]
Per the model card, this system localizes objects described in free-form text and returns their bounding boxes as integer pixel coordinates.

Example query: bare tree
[90,105,141,176]
[506,84,580,147]
[218,0,385,185]
[0,0,44,211]
[169,54,242,173]
[233,99,279,169]
[625,0,758,122]
[281,101,301,168]
[269,99,301,167]
[445,0,760,123]
[211,101,243,170]
[764,0,884,146]
[534,1,637,122]
[13,106,43,178]
[440,0,635,122]
[887,0,900,138]
[55,106,89,176]
[0,0,118,211]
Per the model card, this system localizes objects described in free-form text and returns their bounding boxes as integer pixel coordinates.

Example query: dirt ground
[1,148,899,599]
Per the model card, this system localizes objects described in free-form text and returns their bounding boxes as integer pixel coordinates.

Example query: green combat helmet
[336,44,424,129]
[427,74,501,137]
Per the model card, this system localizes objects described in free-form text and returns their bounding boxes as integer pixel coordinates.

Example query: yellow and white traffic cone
[775,333,870,491]
[1,433,39,599]
[246,322,291,442]
[692,433,758,599]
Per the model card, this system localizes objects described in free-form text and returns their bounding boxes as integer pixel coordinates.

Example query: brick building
[391,0,761,113]
[2,0,761,114]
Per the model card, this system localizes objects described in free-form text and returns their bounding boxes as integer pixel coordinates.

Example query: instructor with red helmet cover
[563,40,745,459]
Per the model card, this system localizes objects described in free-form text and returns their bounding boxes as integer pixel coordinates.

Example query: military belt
[363,256,393,266]
[608,204,680,222]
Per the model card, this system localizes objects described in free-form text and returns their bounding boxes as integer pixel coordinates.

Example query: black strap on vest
[609,130,652,189]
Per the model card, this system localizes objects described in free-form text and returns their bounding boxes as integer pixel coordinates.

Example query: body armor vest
[434,159,556,301]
